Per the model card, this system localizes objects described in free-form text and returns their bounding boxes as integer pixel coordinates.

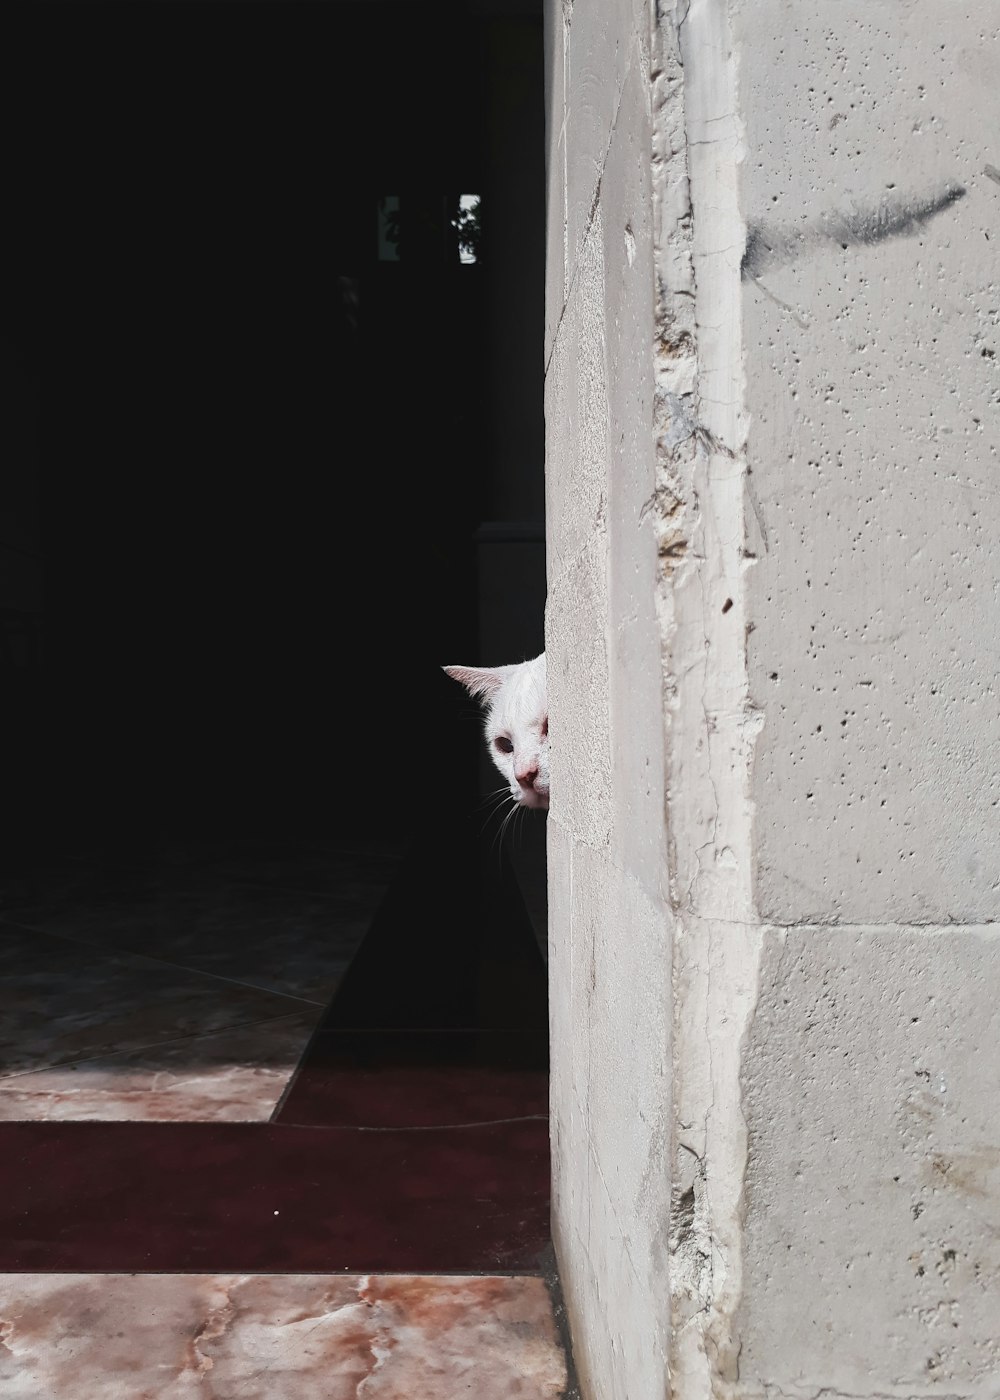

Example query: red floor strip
[2,1120,550,1273]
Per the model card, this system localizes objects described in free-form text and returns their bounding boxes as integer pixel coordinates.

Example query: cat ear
[442,665,508,703]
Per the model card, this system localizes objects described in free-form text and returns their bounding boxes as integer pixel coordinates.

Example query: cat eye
[541,717,548,738]
[495,736,514,754]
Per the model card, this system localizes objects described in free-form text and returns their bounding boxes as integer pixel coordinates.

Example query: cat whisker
[487,803,514,830]
[477,785,511,811]
[481,792,516,839]
[487,800,508,851]
[478,787,513,822]
[493,798,521,863]
[482,812,507,840]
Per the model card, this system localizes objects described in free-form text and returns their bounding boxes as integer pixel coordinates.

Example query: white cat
[444,653,549,811]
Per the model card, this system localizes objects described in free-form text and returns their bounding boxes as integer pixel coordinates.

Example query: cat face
[443,652,549,810]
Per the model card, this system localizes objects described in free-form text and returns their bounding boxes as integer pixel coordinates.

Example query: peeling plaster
[653,0,764,1395]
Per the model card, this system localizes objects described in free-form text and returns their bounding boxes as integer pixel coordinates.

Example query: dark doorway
[1,0,548,1272]
[4,0,539,854]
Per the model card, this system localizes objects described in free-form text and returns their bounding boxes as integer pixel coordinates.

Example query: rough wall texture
[742,927,1000,1393]
[738,3,1000,1395]
[546,0,1000,1397]
[743,3,1000,925]
[544,0,674,1395]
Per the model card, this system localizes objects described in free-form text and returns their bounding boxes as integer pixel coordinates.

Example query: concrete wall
[545,0,1000,1396]
[546,0,669,1388]
[738,3,1000,1393]
[544,0,676,1394]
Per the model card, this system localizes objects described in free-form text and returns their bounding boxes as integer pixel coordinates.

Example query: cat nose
[516,766,538,789]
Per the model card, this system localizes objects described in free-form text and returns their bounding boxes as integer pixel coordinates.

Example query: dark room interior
[1,0,551,1280]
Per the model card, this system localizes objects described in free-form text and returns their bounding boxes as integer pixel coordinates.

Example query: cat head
[443,652,549,810]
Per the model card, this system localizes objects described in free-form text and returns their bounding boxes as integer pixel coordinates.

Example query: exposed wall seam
[751,921,1000,938]
[651,0,764,1395]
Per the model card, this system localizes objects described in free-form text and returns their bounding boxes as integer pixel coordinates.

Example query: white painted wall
[545,0,1000,1396]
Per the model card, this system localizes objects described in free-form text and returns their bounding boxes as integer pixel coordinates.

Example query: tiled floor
[0,827,569,1393]
[0,840,398,1121]
[0,1273,567,1398]
[0,1012,318,1122]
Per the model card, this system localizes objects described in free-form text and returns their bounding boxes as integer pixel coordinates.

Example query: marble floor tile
[0,922,315,1078]
[0,1011,318,1121]
[64,906,368,1005]
[0,842,401,1121]
[2,877,388,1002]
[0,1273,567,1399]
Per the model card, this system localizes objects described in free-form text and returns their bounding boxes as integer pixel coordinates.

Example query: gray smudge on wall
[742,181,966,279]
